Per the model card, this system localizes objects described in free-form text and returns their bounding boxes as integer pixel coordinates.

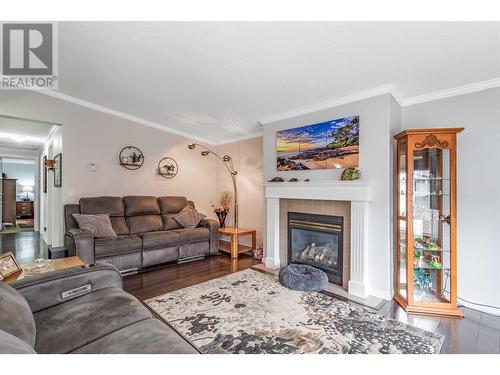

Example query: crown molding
[259,84,400,125]
[27,87,218,145]
[402,78,500,106]
[214,131,263,145]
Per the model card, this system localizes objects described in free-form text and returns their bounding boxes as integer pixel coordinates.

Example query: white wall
[263,94,396,300]
[0,91,218,246]
[215,137,264,246]
[0,146,41,232]
[402,88,500,314]
[2,161,35,197]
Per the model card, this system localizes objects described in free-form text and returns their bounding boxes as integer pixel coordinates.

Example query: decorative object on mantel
[276,115,359,171]
[212,190,232,228]
[157,157,178,179]
[54,153,62,187]
[288,178,299,182]
[340,167,361,181]
[119,146,144,170]
[304,178,310,182]
[188,144,239,241]
[393,127,464,318]
[268,177,284,182]
[146,269,444,354]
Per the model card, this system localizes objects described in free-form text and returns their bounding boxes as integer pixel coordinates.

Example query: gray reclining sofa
[0,263,198,354]
[64,196,219,271]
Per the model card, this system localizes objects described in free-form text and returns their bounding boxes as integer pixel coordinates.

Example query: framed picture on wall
[54,153,62,187]
[276,115,359,171]
[43,155,48,193]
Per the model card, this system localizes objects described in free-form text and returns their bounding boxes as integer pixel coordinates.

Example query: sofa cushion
[124,196,161,216]
[94,235,142,258]
[127,215,163,234]
[161,213,182,230]
[72,319,197,354]
[172,205,206,228]
[0,283,36,347]
[110,216,130,235]
[34,287,152,354]
[0,330,37,354]
[72,213,117,238]
[80,196,125,216]
[158,196,188,214]
[140,231,181,250]
[172,227,210,243]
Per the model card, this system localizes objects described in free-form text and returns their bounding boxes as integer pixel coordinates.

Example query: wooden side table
[219,227,256,259]
[3,256,85,284]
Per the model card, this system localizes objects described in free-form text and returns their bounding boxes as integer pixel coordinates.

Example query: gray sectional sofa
[64,196,219,271]
[0,263,198,354]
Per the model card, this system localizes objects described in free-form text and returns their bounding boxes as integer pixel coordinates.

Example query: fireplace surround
[288,212,344,285]
[264,180,373,298]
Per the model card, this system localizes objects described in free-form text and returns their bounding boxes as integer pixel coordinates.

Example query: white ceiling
[52,22,500,143]
[0,116,55,150]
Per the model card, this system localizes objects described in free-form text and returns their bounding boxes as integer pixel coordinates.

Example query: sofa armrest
[64,228,95,264]
[11,263,122,313]
[199,218,219,254]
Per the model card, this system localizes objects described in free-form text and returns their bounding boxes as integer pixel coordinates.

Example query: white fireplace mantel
[264,180,373,298]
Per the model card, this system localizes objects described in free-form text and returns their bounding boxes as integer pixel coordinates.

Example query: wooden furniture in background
[219,227,256,259]
[394,128,464,318]
[1,178,17,225]
[16,201,34,218]
[3,256,85,284]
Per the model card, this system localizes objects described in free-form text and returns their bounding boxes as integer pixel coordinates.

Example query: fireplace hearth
[288,212,343,285]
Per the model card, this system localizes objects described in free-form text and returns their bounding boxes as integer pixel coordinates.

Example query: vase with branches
[213,191,233,228]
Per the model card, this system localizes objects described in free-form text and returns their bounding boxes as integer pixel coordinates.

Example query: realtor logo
[1,22,58,89]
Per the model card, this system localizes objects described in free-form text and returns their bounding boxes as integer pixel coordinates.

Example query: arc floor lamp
[187,143,238,233]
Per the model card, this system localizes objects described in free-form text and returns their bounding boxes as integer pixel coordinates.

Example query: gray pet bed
[278,264,329,291]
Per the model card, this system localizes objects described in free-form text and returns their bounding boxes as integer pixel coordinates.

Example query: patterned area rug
[145,269,443,354]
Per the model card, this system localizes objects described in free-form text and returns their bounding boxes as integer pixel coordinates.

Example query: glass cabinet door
[397,141,407,300]
[412,147,452,304]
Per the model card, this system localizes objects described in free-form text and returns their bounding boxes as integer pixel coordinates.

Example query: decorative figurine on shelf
[288,178,299,182]
[414,269,433,290]
[414,237,439,250]
[340,167,361,181]
[212,190,233,228]
[430,255,442,269]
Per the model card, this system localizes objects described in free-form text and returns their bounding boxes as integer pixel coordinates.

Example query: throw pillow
[172,205,206,228]
[72,213,117,238]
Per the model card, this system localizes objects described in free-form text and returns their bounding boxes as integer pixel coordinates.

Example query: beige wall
[215,137,264,246]
[0,91,218,246]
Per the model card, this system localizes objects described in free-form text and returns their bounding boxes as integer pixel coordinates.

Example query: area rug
[145,269,443,354]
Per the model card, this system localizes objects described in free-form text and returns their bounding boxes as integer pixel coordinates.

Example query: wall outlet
[89,163,97,172]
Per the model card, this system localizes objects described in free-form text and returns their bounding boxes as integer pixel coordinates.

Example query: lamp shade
[22,185,33,192]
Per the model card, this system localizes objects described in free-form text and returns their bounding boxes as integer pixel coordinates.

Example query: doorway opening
[0,115,62,262]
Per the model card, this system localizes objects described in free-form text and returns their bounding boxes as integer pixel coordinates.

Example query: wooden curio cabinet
[394,128,464,318]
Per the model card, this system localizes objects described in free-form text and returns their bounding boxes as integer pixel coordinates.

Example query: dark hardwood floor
[0,230,48,264]
[2,231,499,354]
